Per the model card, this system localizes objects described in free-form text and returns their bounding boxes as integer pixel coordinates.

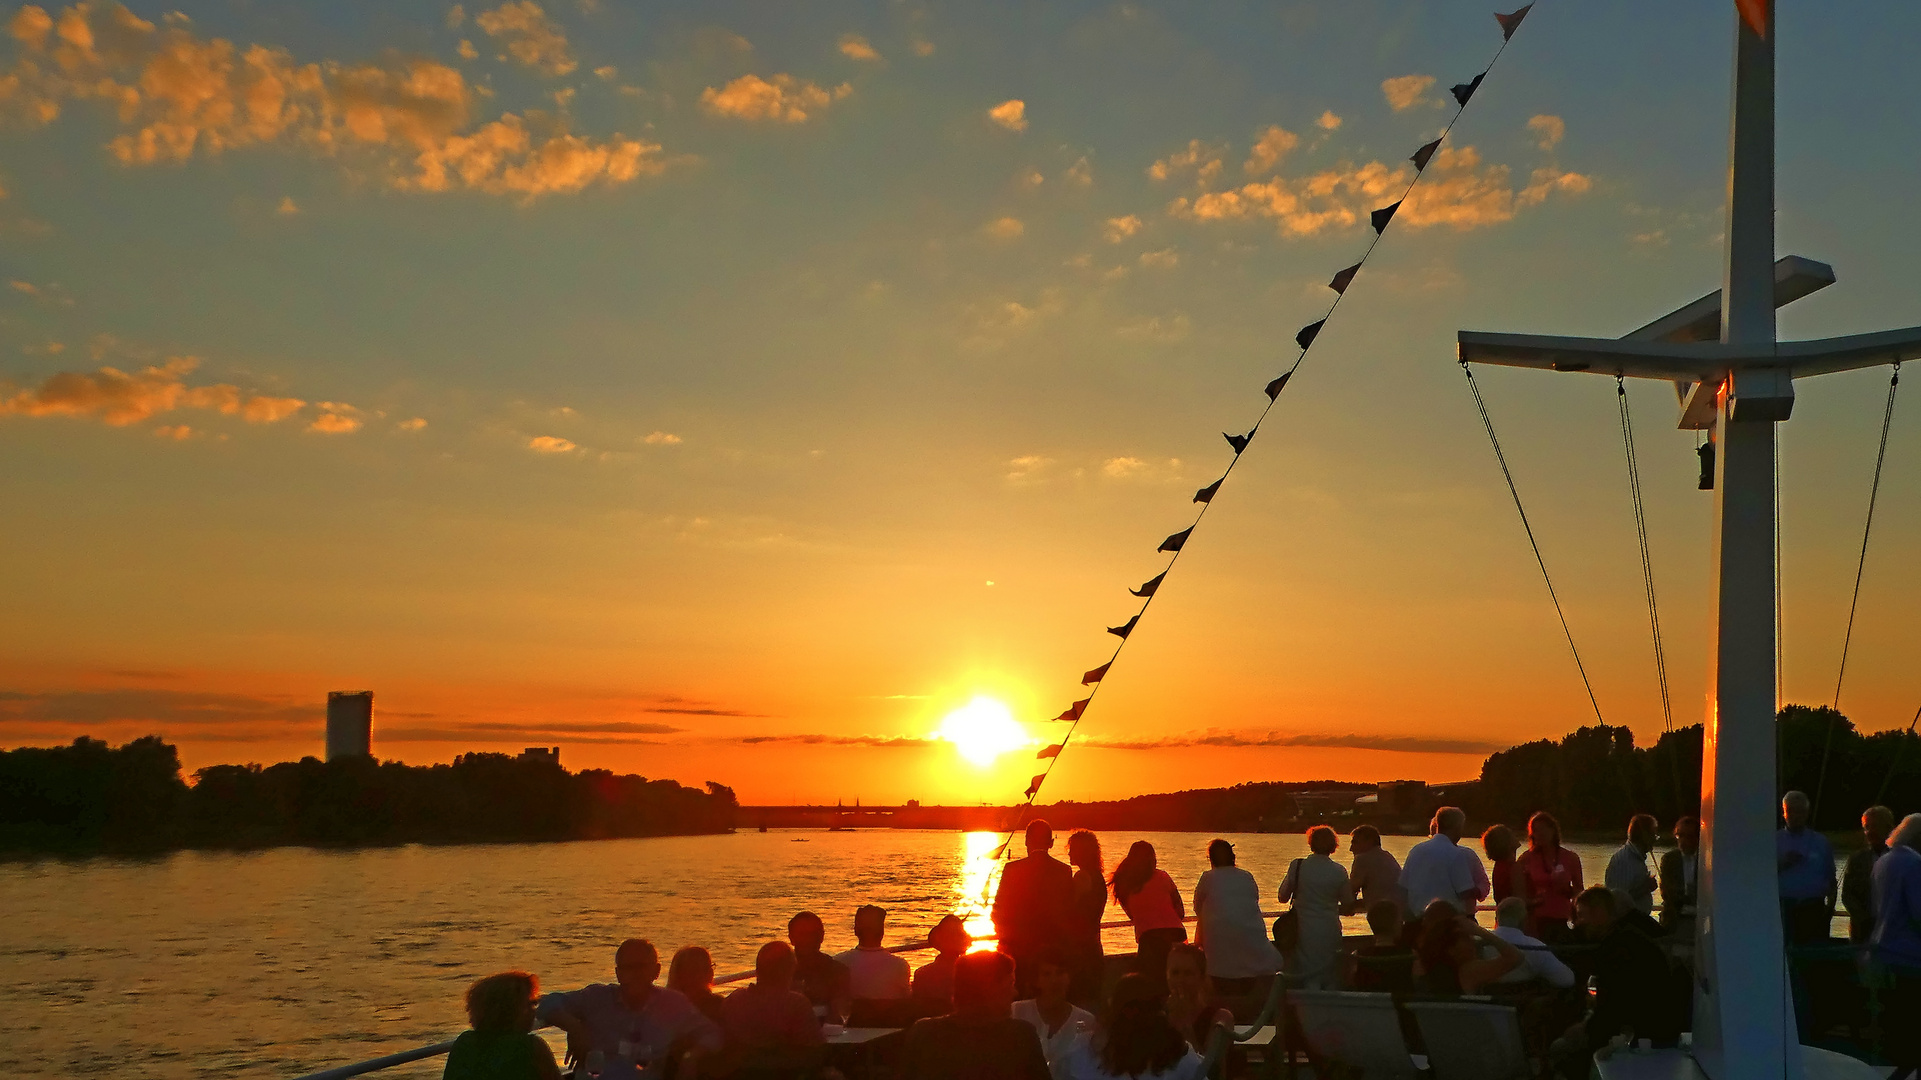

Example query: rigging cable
[1461,362,1605,725]
[1618,378,1673,731]
[1815,362,1901,819]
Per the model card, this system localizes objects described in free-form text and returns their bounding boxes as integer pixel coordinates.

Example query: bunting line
[987,3,1537,870]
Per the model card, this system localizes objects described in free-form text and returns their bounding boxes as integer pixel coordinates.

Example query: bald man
[538,937,721,1080]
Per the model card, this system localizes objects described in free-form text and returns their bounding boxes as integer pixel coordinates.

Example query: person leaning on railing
[444,972,562,1080]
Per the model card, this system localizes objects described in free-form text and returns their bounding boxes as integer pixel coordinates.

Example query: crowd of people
[440,799,1920,1080]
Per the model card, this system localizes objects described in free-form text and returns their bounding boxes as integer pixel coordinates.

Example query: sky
[2,0,1919,806]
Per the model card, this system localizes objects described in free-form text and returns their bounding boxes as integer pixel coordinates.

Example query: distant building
[519,746,561,767]
[325,691,373,761]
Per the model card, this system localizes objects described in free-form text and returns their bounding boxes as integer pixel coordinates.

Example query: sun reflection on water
[955,831,1005,951]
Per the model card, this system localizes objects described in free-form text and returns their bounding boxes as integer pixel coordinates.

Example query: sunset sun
[935,697,1031,767]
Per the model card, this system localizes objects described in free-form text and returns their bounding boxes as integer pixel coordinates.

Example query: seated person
[836,904,913,1025]
[719,941,827,1077]
[1491,897,1576,989]
[788,911,851,1024]
[902,950,1051,1080]
[1348,900,1416,993]
[1164,943,1233,1051]
[913,914,973,1015]
[1012,948,1096,1080]
[1549,887,1685,1080]
[1063,972,1206,1080]
[667,946,726,1026]
[1415,909,1524,995]
[537,938,722,1080]
[444,971,562,1080]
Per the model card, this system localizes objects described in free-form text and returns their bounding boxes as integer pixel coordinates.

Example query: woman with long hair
[1413,909,1523,996]
[1163,943,1232,1052]
[1066,829,1107,1004]
[443,971,562,1080]
[666,946,726,1026]
[1276,825,1348,990]
[1482,823,1520,903]
[1515,810,1584,943]
[1111,840,1185,989]
[1064,972,1205,1080]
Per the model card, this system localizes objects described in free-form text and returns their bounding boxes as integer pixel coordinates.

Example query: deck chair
[1404,1000,1530,1080]
[1287,989,1424,1080]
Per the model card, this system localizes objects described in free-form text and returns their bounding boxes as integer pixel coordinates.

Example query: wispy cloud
[1077,729,1501,755]
[1381,74,1439,112]
[837,34,880,62]
[0,356,323,430]
[701,74,851,123]
[474,1,576,75]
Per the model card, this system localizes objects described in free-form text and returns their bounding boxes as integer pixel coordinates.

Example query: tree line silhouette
[0,736,738,854]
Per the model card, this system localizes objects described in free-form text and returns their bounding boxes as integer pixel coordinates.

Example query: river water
[0,830,1652,1078]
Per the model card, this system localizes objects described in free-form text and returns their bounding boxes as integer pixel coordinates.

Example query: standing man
[1658,816,1700,933]
[1604,814,1659,916]
[1872,815,1921,1080]
[1778,790,1838,946]
[1343,824,1406,916]
[537,938,722,1080]
[1844,805,1895,944]
[991,819,1075,996]
[1401,807,1481,914]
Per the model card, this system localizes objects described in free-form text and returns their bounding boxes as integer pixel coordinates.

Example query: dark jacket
[1658,848,1696,931]
[991,853,1075,955]
[1844,843,1889,944]
[1585,920,1684,1049]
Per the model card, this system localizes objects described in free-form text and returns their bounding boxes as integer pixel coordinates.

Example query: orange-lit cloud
[1381,73,1438,111]
[1243,125,1298,176]
[528,434,576,452]
[641,430,681,445]
[1148,139,1223,184]
[700,73,850,123]
[981,215,1024,240]
[474,1,576,76]
[1076,729,1504,755]
[1316,110,1342,131]
[986,98,1026,132]
[1528,114,1566,151]
[307,410,360,434]
[837,33,880,62]
[1103,214,1141,242]
[0,356,315,428]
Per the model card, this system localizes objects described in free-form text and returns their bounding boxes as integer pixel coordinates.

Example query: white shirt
[833,945,911,1000]
[1194,866,1283,979]
[1014,999,1096,1080]
[1491,925,1575,988]
[1402,834,1480,914]
[1065,1040,1206,1080]
[1604,843,1657,914]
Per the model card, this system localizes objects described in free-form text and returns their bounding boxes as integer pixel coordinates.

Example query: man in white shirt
[834,904,911,1000]
[1401,807,1483,914]
[1603,814,1659,915]
[1490,897,1575,988]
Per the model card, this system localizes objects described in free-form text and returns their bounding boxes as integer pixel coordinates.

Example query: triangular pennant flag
[1409,138,1443,172]
[1025,774,1045,798]
[1296,319,1326,351]
[1264,372,1292,400]
[1053,697,1089,723]
[1193,476,1224,504]
[1494,4,1531,40]
[1451,72,1485,107]
[1223,431,1251,454]
[1158,527,1193,553]
[1037,743,1063,760]
[1735,0,1767,37]
[1371,200,1402,234]
[1328,263,1361,294]
[1107,614,1139,639]
[1082,661,1111,685]
[1130,572,1165,598]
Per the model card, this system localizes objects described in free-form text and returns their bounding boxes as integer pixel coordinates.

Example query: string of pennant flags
[989,4,1537,862]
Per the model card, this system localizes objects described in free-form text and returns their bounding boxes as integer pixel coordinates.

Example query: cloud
[736,733,931,748]
[457,39,477,60]
[1316,110,1341,131]
[0,356,310,428]
[911,38,934,57]
[1017,167,1043,189]
[275,195,299,215]
[592,64,614,80]
[153,423,191,439]
[986,98,1026,132]
[0,687,316,727]
[1102,214,1141,243]
[446,5,466,29]
[473,1,576,75]
[1242,125,1298,176]
[641,430,680,445]
[307,410,361,433]
[700,73,850,123]
[1382,74,1439,111]
[1077,729,1502,755]
[1137,247,1178,269]
[0,4,662,200]
[1527,113,1565,151]
[1004,454,1052,483]
[837,33,880,62]
[528,434,576,453]
[1517,165,1592,206]
[1148,139,1223,184]
[397,416,428,431]
[1101,455,1182,480]
[1063,155,1092,187]
[981,215,1023,240]
[241,395,304,422]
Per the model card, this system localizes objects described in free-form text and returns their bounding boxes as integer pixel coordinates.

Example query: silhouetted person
[1013,948,1096,1080]
[1516,810,1584,943]
[667,946,725,1027]
[1164,943,1232,1052]
[1603,814,1659,916]
[912,914,973,1014]
[1347,901,1414,993]
[1278,825,1348,989]
[1192,838,1280,995]
[993,819,1076,996]
[787,911,850,1023]
[1342,824,1404,916]
[444,971,562,1080]
[1414,908,1523,996]
[901,950,1050,1080]
[1065,829,1108,1004]
[1482,824,1520,903]
[537,938,721,1080]
[834,903,910,1001]
[1658,816,1700,934]
[1778,790,1837,945]
[1873,814,1921,1080]
[1402,807,1482,914]
[1063,972,1205,1080]
[1112,839,1186,989]
[1548,887,1683,1080]
[1845,805,1895,944]
[719,941,827,1079]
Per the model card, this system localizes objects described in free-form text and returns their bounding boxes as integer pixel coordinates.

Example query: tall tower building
[325,691,373,761]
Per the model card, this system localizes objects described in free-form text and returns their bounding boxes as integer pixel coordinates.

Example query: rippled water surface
[1,830,1636,1078]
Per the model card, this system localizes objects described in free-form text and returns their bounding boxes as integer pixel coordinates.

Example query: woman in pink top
[1112,840,1186,989]
[1515,810,1583,943]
